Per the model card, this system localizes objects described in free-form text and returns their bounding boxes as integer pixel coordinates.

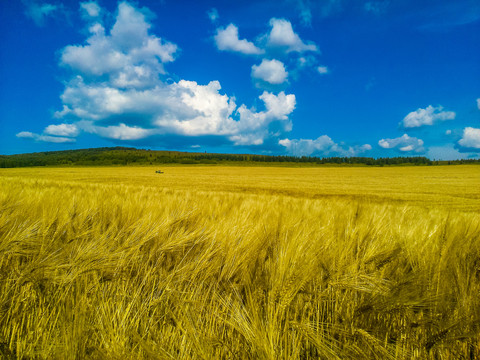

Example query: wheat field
[1,165,479,359]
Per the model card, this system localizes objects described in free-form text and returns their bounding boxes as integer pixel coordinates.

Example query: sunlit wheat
[0,166,479,358]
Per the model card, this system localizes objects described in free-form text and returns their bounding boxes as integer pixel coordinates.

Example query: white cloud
[80,2,101,18]
[212,18,321,82]
[228,91,296,145]
[401,105,455,128]
[279,136,371,156]
[61,2,178,83]
[44,123,79,137]
[16,131,75,143]
[21,2,297,148]
[16,131,35,138]
[317,65,328,74]
[445,129,452,135]
[266,18,318,53]
[458,127,480,149]
[251,59,288,84]
[80,122,152,140]
[214,24,263,55]
[54,75,296,145]
[37,135,76,143]
[23,1,58,26]
[259,91,296,120]
[378,134,424,152]
[477,98,480,110]
[207,8,219,22]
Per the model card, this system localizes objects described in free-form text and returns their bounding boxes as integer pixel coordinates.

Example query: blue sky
[1,0,479,159]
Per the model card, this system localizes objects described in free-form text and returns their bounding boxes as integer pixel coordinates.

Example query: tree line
[1,147,478,168]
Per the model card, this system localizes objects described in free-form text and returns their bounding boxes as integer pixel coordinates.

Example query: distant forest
[1,147,479,168]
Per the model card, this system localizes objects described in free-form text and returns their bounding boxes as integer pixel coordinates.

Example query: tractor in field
[155,170,164,174]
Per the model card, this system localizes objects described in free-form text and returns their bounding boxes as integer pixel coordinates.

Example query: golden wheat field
[1,165,480,359]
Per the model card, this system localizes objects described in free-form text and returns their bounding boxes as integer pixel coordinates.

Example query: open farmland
[1,165,480,359]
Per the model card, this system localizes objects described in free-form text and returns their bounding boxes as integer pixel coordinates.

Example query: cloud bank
[279,136,371,157]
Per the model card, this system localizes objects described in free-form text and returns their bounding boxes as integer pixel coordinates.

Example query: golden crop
[0,165,479,359]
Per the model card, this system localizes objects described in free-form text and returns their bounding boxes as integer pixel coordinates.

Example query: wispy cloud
[317,65,329,74]
[80,1,101,18]
[23,0,60,26]
[207,8,219,23]
[16,128,77,143]
[417,1,480,31]
[290,0,313,26]
[364,1,390,15]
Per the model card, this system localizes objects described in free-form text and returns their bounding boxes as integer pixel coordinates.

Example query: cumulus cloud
[378,134,424,152]
[266,18,318,53]
[23,1,59,26]
[20,2,298,148]
[458,127,480,149]
[211,17,323,82]
[477,98,480,110]
[61,2,178,82]
[44,123,79,137]
[214,24,263,55]
[251,59,288,84]
[401,105,455,128]
[279,136,371,156]
[227,91,296,145]
[214,18,318,56]
[54,74,295,145]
